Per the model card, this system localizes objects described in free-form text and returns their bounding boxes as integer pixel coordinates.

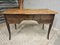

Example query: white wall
[24,0,60,29]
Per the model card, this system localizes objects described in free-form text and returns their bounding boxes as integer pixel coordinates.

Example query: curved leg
[4,15,11,40]
[6,23,11,40]
[47,23,53,40]
[47,15,55,40]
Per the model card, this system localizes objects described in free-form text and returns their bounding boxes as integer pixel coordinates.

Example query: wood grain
[2,9,57,14]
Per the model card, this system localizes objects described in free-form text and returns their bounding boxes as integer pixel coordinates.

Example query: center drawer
[18,14,33,20]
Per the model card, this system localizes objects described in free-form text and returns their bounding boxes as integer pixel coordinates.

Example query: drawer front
[19,15,41,22]
[32,15,41,21]
[18,14,33,20]
[40,19,53,23]
[40,14,54,23]
[20,14,41,21]
[5,15,20,24]
[22,15,32,20]
[7,18,19,24]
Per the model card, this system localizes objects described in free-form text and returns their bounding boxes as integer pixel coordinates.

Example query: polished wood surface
[2,9,57,14]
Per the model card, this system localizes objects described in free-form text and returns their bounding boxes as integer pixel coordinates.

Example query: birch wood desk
[1,9,57,40]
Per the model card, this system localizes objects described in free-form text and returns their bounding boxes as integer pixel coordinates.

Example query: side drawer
[40,14,54,23]
[5,15,20,24]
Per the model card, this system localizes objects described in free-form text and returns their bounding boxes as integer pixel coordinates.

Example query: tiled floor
[0,20,59,45]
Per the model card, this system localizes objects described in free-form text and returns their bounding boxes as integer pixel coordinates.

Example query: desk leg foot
[42,24,44,30]
[47,24,52,40]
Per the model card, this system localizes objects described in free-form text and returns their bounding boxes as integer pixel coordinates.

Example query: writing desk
[1,8,57,40]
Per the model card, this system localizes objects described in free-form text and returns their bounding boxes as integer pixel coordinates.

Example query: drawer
[40,19,53,23]
[19,14,41,22]
[18,14,40,20]
[7,18,20,24]
[41,14,53,20]
[18,14,33,20]
[40,14,54,23]
[5,15,20,24]
[32,15,41,20]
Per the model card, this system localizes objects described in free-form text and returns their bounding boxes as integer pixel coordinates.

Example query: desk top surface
[0,9,57,14]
